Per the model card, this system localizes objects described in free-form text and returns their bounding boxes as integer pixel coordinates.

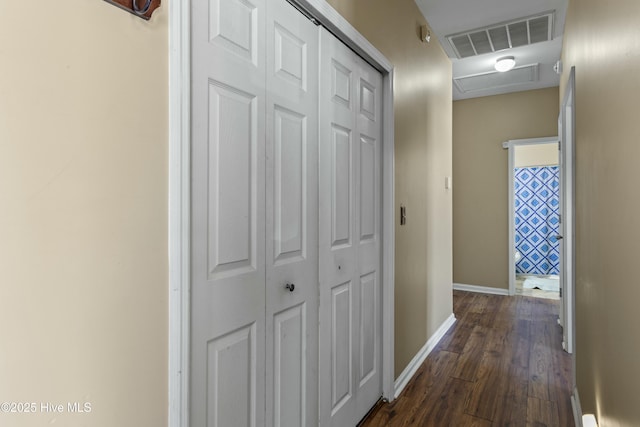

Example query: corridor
[361,291,573,426]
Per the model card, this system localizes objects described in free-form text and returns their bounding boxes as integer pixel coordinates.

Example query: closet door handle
[285,283,295,292]
[554,235,564,240]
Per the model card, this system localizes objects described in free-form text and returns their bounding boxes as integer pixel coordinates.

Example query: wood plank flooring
[359,290,574,427]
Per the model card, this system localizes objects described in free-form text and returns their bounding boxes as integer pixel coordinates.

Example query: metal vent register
[447,12,554,58]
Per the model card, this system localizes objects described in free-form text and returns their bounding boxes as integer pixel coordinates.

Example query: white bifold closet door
[318,27,383,427]
[264,1,319,426]
[190,0,318,425]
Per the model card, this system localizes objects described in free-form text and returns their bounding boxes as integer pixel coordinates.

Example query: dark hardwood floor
[360,290,574,427]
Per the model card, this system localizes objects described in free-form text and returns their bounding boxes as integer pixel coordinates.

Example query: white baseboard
[571,387,583,427]
[393,313,456,399]
[453,283,509,296]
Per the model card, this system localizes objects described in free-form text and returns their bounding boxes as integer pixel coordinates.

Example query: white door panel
[191,0,266,424]
[331,125,353,247]
[205,323,258,427]
[272,303,306,426]
[320,31,357,427]
[331,280,353,411]
[359,272,377,384]
[319,28,382,427]
[354,55,383,419]
[207,82,258,277]
[265,1,319,426]
[192,0,317,425]
[360,136,376,241]
[193,4,381,426]
[209,0,260,66]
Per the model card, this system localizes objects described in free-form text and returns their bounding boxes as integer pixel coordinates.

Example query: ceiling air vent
[447,12,554,59]
[454,63,540,93]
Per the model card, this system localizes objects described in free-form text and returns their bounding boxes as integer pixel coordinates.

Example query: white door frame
[168,0,191,425]
[167,1,396,425]
[561,67,576,358]
[503,136,559,297]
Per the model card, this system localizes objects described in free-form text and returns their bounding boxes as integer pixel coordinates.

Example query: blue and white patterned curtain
[514,166,560,275]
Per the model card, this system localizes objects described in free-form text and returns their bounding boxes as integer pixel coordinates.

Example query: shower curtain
[514,166,560,275]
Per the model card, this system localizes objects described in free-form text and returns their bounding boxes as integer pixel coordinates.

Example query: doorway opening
[513,141,561,300]
[505,137,560,301]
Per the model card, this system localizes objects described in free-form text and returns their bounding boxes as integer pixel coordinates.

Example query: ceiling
[415,0,568,100]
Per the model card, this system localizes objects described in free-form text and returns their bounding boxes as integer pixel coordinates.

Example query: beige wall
[453,88,558,289]
[326,0,453,377]
[514,143,558,168]
[561,0,640,425]
[0,2,168,426]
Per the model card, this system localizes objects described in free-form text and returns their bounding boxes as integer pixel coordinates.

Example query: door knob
[285,283,295,292]
[554,235,564,240]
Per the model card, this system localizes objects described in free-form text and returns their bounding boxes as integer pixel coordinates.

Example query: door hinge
[559,286,563,298]
[558,141,561,151]
[559,214,562,224]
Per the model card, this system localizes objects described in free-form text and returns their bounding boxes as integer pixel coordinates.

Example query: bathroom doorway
[504,137,560,300]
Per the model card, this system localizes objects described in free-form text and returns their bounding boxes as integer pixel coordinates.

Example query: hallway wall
[327,0,453,377]
[561,0,640,424]
[515,143,559,167]
[453,88,559,290]
[0,2,168,426]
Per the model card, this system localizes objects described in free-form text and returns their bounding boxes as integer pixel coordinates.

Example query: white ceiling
[415,0,568,100]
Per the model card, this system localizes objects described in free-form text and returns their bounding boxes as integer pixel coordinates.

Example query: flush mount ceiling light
[495,56,516,72]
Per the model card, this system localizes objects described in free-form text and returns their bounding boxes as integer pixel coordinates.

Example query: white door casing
[319,28,383,427]
[505,137,559,298]
[558,115,565,332]
[560,67,576,355]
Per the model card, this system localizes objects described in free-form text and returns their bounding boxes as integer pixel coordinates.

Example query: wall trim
[453,283,510,296]
[380,68,396,401]
[168,0,191,425]
[393,314,456,399]
[571,387,583,427]
[502,136,559,149]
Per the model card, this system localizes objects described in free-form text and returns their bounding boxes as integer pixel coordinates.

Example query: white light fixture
[583,414,599,427]
[495,56,516,72]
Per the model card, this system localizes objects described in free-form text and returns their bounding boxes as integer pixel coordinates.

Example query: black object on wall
[104,0,161,20]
